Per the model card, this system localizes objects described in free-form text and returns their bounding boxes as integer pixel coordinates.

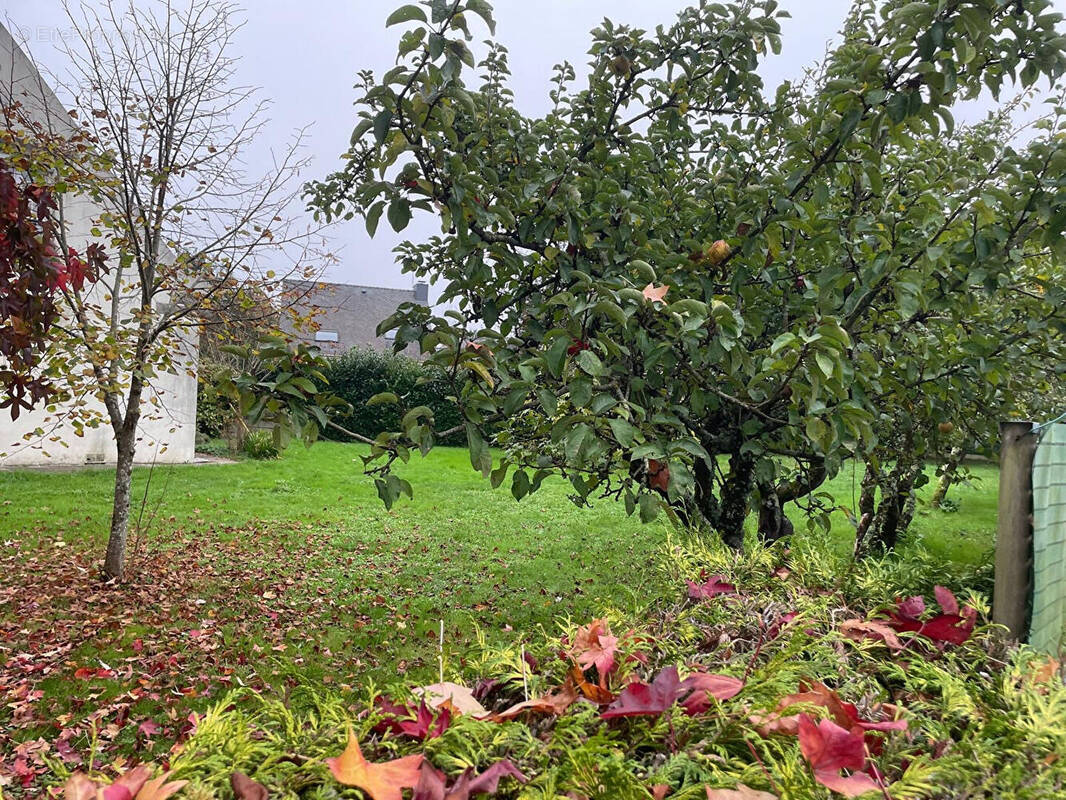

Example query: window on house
[315,330,339,343]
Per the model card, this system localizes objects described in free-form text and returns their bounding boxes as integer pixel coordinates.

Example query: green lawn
[0,442,1000,565]
[0,442,999,781]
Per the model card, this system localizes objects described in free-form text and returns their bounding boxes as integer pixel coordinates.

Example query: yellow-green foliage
[169,537,1066,799]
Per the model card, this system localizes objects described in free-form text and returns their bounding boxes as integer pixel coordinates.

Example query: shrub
[196,362,241,440]
[242,430,279,460]
[195,438,232,458]
[320,347,465,447]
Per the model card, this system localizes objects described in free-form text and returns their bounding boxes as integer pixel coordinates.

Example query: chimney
[413,281,429,304]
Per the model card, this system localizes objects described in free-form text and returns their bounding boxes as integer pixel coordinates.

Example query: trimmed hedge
[320,347,465,447]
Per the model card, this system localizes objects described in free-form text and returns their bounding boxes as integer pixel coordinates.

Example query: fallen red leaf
[230,771,269,800]
[797,714,880,797]
[601,666,681,719]
[753,680,905,752]
[686,574,736,601]
[492,678,580,720]
[569,619,619,680]
[839,619,904,651]
[374,697,451,740]
[883,586,976,645]
[412,759,527,800]
[678,671,744,715]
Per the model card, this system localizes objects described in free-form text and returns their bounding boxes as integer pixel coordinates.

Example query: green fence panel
[1031,422,1066,653]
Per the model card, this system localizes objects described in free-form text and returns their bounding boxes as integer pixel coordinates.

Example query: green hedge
[196,362,240,440]
[321,347,465,446]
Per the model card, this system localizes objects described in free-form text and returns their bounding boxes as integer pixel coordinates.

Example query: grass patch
[0,443,999,795]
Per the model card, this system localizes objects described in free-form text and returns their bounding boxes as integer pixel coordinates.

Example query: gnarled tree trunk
[758,456,827,544]
[718,452,756,550]
[930,446,964,509]
[864,458,922,553]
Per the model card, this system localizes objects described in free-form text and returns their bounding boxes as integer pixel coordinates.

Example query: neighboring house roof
[283,279,429,356]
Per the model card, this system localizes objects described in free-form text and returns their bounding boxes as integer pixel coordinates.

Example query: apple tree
[309,0,1066,548]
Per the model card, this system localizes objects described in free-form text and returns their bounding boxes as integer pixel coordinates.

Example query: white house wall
[0,23,198,467]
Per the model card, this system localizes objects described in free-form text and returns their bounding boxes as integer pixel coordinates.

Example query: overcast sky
[5,0,1065,296]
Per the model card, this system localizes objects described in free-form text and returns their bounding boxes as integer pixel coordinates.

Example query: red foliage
[686,573,737,601]
[797,714,881,797]
[566,339,590,356]
[602,666,744,719]
[602,666,682,719]
[647,459,671,492]
[373,697,452,740]
[884,586,977,646]
[0,159,104,419]
[569,618,619,683]
[412,759,527,800]
[677,671,745,715]
[754,680,905,755]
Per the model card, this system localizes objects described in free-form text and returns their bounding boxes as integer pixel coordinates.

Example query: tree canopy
[309,0,1066,547]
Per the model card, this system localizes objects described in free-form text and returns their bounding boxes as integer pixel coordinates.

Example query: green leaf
[887,92,908,124]
[490,461,509,489]
[388,198,412,232]
[365,201,385,237]
[638,493,659,523]
[609,417,639,448]
[815,351,836,380]
[367,392,400,406]
[386,4,428,26]
[350,118,374,146]
[544,336,569,378]
[373,110,393,145]
[465,0,496,34]
[575,348,603,377]
[511,469,531,501]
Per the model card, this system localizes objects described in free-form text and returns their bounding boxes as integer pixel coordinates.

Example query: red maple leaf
[373,697,452,740]
[678,671,745,715]
[686,574,736,601]
[754,681,905,754]
[412,759,528,800]
[884,586,976,645]
[601,666,681,719]
[797,714,881,797]
[569,618,619,680]
[327,731,423,800]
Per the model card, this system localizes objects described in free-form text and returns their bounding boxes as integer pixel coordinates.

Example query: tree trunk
[103,429,137,580]
[758,456,828,543]
[852,463,878,556]
[757,488,792,544]
[930,446,963,509]
[717,452,755,550]
[867,460,921,553]
[691,452,721,530]
[102,379,144,580]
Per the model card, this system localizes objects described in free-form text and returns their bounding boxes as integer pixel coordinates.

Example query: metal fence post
[993,420,1037,639]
